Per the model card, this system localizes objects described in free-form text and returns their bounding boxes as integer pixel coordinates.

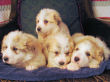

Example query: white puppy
[36,8,70,41]
[66,33,110,71]
[44,33,74,69]
[1,30,46,71]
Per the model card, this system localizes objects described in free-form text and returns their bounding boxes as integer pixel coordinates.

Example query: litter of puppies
[1,8,110,71]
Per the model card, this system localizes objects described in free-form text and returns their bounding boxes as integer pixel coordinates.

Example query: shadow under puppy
[44,32,74,69]
[1,30,46,71]
[36,8,70,41]
[66,33,110,71]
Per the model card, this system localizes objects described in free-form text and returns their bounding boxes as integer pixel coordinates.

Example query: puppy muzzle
[59,61,65,66]
[37,27,41,32]
[74,56,80,62]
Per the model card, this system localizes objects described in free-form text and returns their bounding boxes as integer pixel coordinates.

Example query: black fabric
[83,18,110,48]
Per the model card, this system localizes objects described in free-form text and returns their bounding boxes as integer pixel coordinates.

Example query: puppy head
[1,31,41,65]
[36,8,62,34]
[71,39,103,67]
[46,33,74,68]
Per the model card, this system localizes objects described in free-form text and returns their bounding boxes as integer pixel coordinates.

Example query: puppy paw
[61,65,67,69]
[89,64,99,68]
[89,60,100,68]
[26,65,38,71]
[67,63,80,71]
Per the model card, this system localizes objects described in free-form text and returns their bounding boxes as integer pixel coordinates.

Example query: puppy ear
[25,39,42,54]
[47,44,50,51]
[44,42,50,52]
[69,37,74,52]
[44,38,54,53]
[53,13,62,25]
[95,47,104,63]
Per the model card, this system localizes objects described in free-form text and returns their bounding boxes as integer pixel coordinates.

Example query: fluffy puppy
[36,8,70,41]
[1,30,46,71]
[67,33,110,71]
[44,33,74,69]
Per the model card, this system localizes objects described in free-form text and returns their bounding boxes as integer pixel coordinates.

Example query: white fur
[45,33,73,68]
[95,37,110,60]
[1,30,46,71]
[71,41,92,67]
[55,33,69,52]
[36,8,70,41]
[66,33,110,71]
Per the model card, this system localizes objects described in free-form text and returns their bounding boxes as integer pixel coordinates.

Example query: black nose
[59,61,64,65]
[74,57,80,62]
[37,27,41,32]
[4,57,9,62]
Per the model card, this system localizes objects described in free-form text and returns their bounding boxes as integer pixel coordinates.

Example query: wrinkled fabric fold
[0,56,109,81]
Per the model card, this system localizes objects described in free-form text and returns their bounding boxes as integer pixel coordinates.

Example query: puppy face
[71,39,103,67]
[46,34,74,68]
[36,8,62,34]
[1,31,38,65]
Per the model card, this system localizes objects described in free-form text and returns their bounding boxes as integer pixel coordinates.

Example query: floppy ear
[53,13,62,25]
[25,39,42,54]
[69,37,74,52]
[94,47,104,63]
[42,40,51,59]
[44,38,55,52]
[44,40,50,52]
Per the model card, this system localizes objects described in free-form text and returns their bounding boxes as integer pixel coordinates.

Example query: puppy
[44,33,74,69]
[1,30,46,71]
[66,33,110,71]
[36,8,70,41]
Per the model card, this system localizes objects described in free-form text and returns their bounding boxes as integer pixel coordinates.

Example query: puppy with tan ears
[44,33,74,69]
[36,8,70,41]
[1,30,46,71]
[66,33,110,71]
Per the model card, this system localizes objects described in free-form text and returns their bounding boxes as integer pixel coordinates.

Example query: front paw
[89,64,99,68]
[89,60,100,68]
[61,65,67,69]
[26,65,38,71]
[67,63,80,71]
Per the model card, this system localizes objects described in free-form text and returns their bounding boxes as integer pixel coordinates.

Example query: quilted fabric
[0,54,109,81]
[0,0,11,26]
[92,0,110,19]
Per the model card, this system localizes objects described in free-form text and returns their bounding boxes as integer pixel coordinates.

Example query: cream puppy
[1,30,46,71]
[67,33,110,71]
[36,8,70,41]
[44,33,74,69]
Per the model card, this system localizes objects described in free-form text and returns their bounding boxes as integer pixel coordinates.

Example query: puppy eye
[75,48,79,51]
[44,20,48,24]
[13,47,18,51]
[65,52,69,56]
[55,51,59,56]
[86,52,90,56]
